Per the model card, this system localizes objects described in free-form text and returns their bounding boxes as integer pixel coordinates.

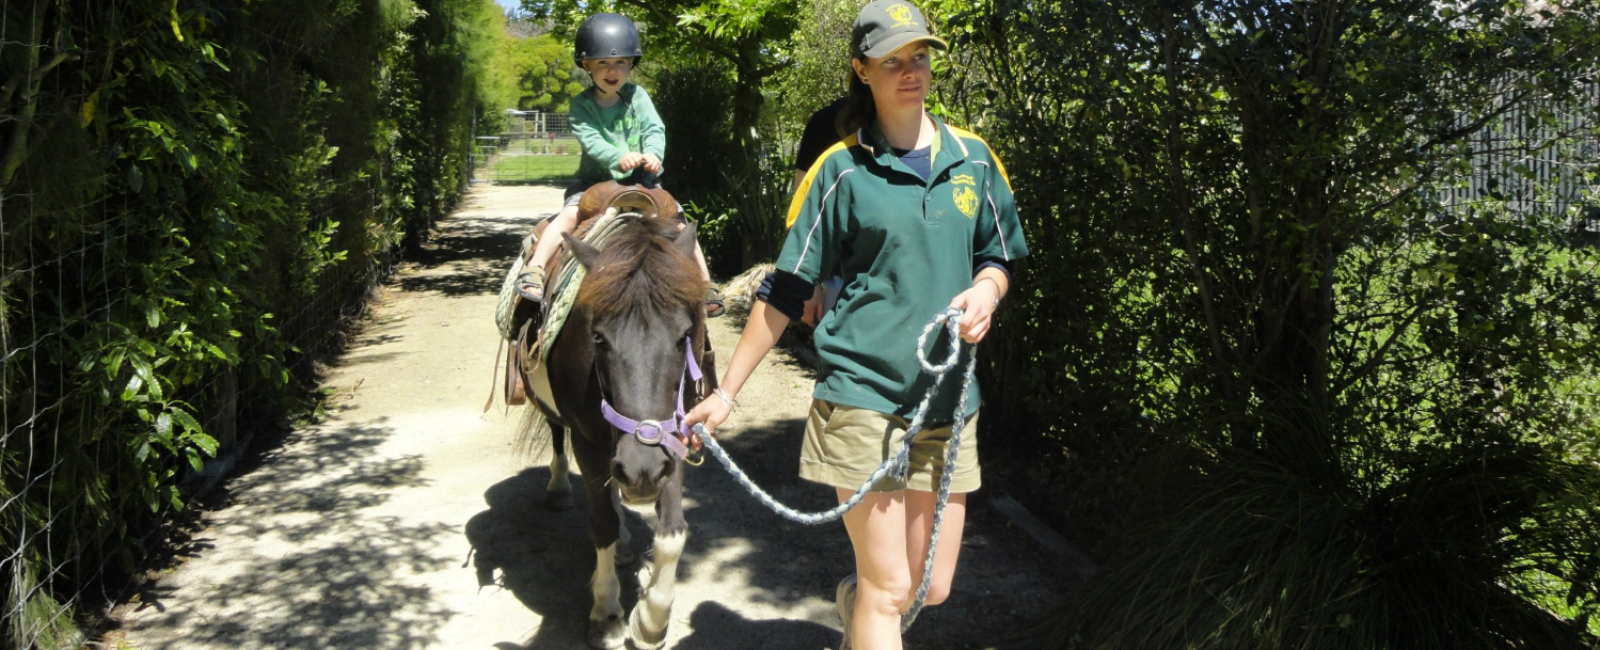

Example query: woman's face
[853,43,932,112]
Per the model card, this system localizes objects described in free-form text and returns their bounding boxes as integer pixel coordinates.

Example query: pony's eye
[592,332,608,348]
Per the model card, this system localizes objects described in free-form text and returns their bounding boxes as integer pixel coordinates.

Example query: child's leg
[529,204,580,271]
[518,204,580,300]
[665,214,724,315]
[691,240,712,282]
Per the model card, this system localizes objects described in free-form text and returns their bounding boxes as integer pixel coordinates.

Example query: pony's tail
[512,405,554,463]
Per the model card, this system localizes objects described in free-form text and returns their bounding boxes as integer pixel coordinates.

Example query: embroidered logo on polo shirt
[953,185,979,218]
[887,4,917,27]
[951,173,977,186]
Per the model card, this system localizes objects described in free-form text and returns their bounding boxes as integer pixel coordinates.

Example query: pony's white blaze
[590,543,623,623]
[629,530,687,648]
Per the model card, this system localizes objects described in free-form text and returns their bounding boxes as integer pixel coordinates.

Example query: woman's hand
[801,284,826,327]
[684,395,734,437]
[948,278,1002,344]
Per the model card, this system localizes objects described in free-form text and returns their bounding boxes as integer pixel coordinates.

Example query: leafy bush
[0,0,501,645]
[932,0,1600,646]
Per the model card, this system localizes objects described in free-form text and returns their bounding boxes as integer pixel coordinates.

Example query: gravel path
[108,184,1088,650]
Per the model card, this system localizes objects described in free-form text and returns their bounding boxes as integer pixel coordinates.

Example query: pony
[515,215,713,650]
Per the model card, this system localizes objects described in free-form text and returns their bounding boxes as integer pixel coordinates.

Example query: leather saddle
[576,180,680,224]
[504,180,680,406]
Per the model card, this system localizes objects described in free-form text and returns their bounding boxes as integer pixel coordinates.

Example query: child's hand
[619,152,645,171]
[641,153,663,175]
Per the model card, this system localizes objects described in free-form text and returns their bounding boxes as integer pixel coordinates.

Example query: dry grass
[719,262,775,306]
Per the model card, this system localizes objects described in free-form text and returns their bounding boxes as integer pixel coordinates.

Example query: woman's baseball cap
[851,0,948,59]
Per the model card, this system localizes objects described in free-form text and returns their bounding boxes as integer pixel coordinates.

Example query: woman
[684,1,1028,648]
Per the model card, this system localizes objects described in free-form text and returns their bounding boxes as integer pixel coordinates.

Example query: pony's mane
[574,218,705,319]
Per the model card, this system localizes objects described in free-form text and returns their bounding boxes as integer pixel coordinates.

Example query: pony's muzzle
[610,453,674,504]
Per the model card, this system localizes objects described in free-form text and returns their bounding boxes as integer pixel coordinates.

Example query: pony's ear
[563,233,603,269]
[671,222,697,260]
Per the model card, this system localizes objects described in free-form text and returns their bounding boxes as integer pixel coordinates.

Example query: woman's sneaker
[836,574,857,650]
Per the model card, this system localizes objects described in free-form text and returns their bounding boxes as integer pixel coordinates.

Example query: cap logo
[887,4,917,28]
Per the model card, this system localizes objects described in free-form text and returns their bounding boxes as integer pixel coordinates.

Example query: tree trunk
[729,34,765,151]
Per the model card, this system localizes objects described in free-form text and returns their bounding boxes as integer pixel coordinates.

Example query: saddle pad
[493,254,525,340]
[535,209,632,365]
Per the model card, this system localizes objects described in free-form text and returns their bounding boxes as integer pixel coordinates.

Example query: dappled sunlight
[125,421,456,649]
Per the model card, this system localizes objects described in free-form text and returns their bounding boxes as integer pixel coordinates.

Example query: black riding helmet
[573,13,642,66]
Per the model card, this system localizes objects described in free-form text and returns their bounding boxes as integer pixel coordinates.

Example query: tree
[496,22,584,112]
[947,0,1600,645]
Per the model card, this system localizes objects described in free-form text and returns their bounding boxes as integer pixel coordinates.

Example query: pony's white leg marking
[610,485,635,564]
[587,542,626,648]
[628,529,686,649]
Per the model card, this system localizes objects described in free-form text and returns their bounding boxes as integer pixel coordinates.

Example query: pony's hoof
[628,605,669,649]
[587,614,627,649]
[544,489,573,511]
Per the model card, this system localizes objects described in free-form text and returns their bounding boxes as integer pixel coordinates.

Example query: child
[518,12,723,316]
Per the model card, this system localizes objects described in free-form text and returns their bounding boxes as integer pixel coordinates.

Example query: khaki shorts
[799,399,981,494]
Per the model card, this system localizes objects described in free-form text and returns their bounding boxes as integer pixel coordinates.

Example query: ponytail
[835,60,875,138]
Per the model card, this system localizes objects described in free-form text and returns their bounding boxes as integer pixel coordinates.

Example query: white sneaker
[836,574,857,650]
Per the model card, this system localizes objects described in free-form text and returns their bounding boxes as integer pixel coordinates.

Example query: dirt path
[110,184,1086,650]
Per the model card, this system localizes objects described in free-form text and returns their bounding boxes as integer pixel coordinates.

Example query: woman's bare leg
[839,489,911,650]
[904,491,967,607]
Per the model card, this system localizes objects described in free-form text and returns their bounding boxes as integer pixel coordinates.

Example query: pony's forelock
[574,219,705,320]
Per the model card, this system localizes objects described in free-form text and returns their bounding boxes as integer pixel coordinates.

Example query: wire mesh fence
[1,179,394,650]
[0,2,440,648]
[1441,76,1600,237]
[471,111,581,185]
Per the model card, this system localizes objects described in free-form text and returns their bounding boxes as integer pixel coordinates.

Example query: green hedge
[0,1,499,646]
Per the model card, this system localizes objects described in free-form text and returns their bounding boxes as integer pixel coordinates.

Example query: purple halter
[599,337,703,460]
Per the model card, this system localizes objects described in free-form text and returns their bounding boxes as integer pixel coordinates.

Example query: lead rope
[692,307,975,631]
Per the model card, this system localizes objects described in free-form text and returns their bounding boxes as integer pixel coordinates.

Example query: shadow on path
[682,411,1065,649]
[673,601,836,650]
[464,466,653,649]
[129,420,457,650]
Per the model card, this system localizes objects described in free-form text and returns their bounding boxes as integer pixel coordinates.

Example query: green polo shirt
[778,116,1029,422]
[570,84,667,184]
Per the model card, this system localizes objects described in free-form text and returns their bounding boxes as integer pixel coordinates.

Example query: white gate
[472,110,581,184]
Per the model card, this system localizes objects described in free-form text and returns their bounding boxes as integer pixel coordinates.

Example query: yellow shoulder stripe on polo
[786,134,859,229]
[947,126,1011,192]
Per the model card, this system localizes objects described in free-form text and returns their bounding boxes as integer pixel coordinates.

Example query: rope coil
[693,307,975,631]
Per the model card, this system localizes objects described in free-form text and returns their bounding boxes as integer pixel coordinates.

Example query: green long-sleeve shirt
[569,84,666,184]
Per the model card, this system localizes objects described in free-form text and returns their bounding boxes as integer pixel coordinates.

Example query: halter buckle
[633,420,667,444]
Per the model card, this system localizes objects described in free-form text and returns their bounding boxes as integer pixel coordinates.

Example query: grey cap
[851,0,948,59]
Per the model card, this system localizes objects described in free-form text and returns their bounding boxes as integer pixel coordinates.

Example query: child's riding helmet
[574,13,642,65]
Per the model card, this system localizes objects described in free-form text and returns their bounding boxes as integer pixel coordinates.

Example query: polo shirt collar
[855,115,970,180]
